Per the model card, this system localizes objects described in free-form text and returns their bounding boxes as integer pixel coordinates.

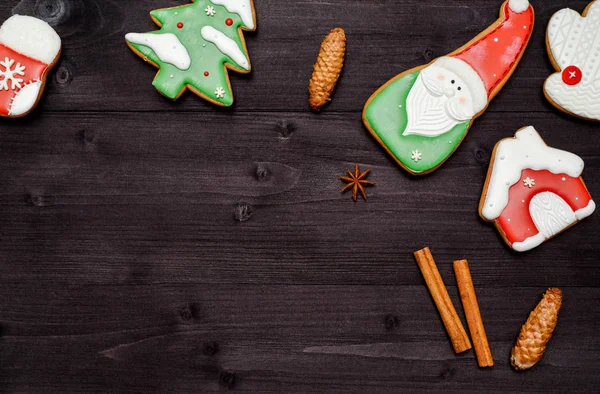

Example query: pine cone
[511,288,563,371]
[309,28,346,110]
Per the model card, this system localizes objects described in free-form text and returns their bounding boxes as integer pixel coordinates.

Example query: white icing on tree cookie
[201,26,249,70]
[210,0,255,29]
[125,32,191,70]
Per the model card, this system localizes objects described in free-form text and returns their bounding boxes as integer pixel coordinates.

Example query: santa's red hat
[431,0,533,114]
[0,15,61,65]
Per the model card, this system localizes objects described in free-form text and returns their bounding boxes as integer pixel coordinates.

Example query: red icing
[204,71,209,76]
[497,169,592,245]
[225,18,233,26]
[0,43,49,116]
[454,2,534,96]
[177,22,184,28]
[562,66,582,85]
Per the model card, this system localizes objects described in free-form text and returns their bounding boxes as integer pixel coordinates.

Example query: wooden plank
[0,285,597,392]
[0,0,586,113]
[0,112,598,287]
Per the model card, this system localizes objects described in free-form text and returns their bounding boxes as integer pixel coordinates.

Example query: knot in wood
[219,371,236,388]
[234,204,253,222]
[179,307,193,321]
[81,129,95,144]
[30,195,43,206]
[34,0,70,25]
[202,341,219,356]
[55,64,73,85]
[276,121,295,139]
[439,367,456,380]
[473,147,491,165]
[384,314,399,331]
[255,163,270,182]
[422,48,435,62]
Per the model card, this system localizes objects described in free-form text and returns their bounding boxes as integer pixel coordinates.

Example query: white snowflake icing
[411,150,422,162]
[523,177,535,188]
[205,5,216,16]
[0,57,25,91]
[214,87,225,99]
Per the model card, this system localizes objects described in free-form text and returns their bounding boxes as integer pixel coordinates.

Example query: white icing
[411,150,422,162]
[545,1,600,120]
[210,0,255,29]
[530,192,577,239]
[403,64,477,137]
[575,199,596,220]
[9,80,42,116]
[0,15,61,65]
[205,5,216,16]
[214,86,225,98]
[512,232,545,252]
[201,26,249,70]
[434,57,487,114]
[482,126,585,220]
[0,57,25,91]
[125,32,191,71]
[509,0,530,13]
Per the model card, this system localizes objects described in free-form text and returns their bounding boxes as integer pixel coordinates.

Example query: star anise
[340,163,376,201]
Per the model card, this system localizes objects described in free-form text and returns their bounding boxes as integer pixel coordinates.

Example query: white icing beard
[404,65,476,138]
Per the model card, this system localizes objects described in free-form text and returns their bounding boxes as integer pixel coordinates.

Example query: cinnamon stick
[414,247,471,354]
[453,260,494,367]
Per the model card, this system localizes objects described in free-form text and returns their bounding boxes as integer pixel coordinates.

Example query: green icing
[126,0,253,106]
[364,70,470,174]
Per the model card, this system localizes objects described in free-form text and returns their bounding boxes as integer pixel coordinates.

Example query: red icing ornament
[225,18,233,26]
[562,66,582,86]
[204,71,209,76]
[177,22,184,29]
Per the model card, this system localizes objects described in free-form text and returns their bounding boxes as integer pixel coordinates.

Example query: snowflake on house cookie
[0,57,25,91]
[523,177,535,188]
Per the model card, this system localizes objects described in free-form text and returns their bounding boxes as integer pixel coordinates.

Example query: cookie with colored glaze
[0,15,61,118]
[544,0,600,121]
[479,126,595,252]
[126,0,256,107]
[363,0,534,175]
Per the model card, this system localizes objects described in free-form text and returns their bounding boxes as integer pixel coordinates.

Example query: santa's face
[403,65,477,138]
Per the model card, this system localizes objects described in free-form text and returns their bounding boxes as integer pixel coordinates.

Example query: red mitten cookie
[0,15,61,118]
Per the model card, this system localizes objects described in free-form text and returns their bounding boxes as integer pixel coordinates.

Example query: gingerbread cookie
[363,0,534,175]
[0,15,61,118]
[479,126,595,252]
[544,1,600,121]
[126,0,256,106]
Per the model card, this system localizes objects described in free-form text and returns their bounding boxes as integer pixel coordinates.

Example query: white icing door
[529,192,576,239]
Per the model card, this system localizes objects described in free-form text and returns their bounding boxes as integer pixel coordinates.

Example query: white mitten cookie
[544,1,600,121]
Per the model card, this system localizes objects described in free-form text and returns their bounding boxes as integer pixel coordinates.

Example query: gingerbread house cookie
[479,126,595,252]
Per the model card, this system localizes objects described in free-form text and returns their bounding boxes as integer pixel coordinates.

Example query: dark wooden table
[0,0,598,392]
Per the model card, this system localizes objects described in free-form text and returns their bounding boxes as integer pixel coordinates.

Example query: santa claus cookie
[363,0,534,175]
[544,1,600,121]
[479,126,595,252]
[126,0,256,107]
[0,15,61,118]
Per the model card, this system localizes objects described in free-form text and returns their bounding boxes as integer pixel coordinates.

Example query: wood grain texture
[0,0,599,392]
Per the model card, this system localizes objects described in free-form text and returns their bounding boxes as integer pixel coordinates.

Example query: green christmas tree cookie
[125,0,256,106]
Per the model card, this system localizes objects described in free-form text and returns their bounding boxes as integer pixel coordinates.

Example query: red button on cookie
[562,66,582,85]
